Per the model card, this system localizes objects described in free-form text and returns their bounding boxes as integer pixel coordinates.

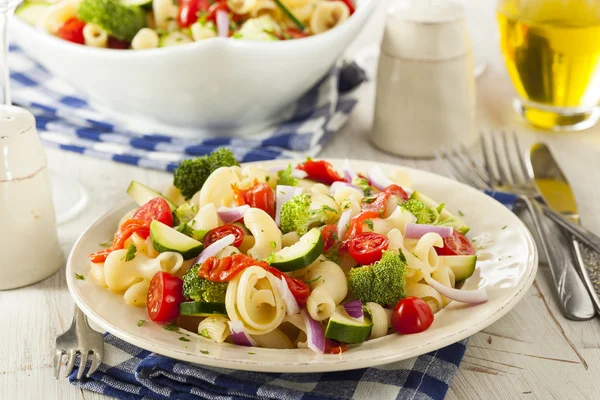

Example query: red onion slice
[216,10,230,38]
[217,205,250,223]
[343,300,364,322]
[301,310,325,354]
[427,277,488,304]
[367,165,394,191]
[343,159,358,183]
[276,277,300,315]
[337,209,352,240]
[228,321,258,346]
[404,223,453,239]
[193,234,235,264]
[275,185,304,226]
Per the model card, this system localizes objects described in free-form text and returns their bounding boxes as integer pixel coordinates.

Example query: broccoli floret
[400,199,439,224]
[173,148,239,199]
[174,203,198,226]
[277,164,298,186]
[182,264,228,303]
[348,250,406,306]
[279,194,330,235]
[77,0,146,42]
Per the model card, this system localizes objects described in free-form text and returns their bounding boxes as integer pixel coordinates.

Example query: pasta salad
[16,0,355,50]
[86,149,487,353]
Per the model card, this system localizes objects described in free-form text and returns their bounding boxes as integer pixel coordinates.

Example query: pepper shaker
[0,105,63,290]
[372,0,477,157]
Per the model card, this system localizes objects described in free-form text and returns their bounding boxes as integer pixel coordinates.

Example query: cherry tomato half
[339,0,355,14]
[347,232,389,265]
[346,210,379,239]
[147,272,185,322]
[57,18,86,45]
[435,231,475,256]
[320,224,338,251]
[297,160,344,185]
[391,297,434,334]
[232,181,275,218]
[178,0,211,27]
[132,197,174,238]
[203,224,245,248]
[362,184,409,214]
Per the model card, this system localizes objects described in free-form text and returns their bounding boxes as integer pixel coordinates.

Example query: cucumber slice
[410,191,470,234]
[325,306,373,344]
[179,301,227,316]
[127,181,177,211]
[159,31,193,47]
[439,255,477,281]
[270,228,324,272]
[15,2,51,26]
[150,220,204,260]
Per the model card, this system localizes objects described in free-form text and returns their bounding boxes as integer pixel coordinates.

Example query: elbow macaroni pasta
[83,24,108,47]
[83,158,480,352]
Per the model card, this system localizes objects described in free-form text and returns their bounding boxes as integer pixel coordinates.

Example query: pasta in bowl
[67,151,538,371]
[10,0,376,133]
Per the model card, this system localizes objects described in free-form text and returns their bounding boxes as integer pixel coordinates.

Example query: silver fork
[54,305,104,379]
[435,132,594,320]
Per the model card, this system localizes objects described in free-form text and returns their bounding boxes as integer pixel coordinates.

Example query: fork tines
[435,131,532,191]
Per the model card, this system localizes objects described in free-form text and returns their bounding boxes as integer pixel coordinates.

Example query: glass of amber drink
[497,0,600,131]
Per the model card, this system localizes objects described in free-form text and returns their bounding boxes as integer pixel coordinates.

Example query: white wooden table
[2,0,600,399]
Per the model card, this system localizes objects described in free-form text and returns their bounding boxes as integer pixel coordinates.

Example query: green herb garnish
[306,275,322,284]
[458,210,464,217]
[270,240,277,249]
[137,320,145,327]
[164,323,180,332]
[502,225,507,230]
[122,244,137,262]
[200,329,209,338]
[364,219,374,230]
[99,239,113,248]
[200,350,209,355]
[248,352,256,355]
[75,273,85,281]
[179,337,191,342]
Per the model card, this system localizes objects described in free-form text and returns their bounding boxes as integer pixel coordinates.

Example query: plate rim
[66,159,538,373]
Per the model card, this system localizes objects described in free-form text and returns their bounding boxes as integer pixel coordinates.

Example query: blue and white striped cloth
[69,333,467,400]
[8,43,366,172]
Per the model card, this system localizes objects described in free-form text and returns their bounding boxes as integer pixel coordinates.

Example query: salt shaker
[0,105,63,290]
[372,0,477,158]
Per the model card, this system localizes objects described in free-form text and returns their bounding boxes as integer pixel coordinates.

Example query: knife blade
[529,143,599,318]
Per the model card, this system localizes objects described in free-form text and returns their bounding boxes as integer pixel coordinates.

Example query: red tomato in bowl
[347,232,389,265]
[391,297,434,334]
[232,182,275,218]
[57,18,86,45]
[435,231,475,256]
[203,224,245,248]
[132,197,174,238]
[147,272,185,322]
[178,0,211,27]
[297,160,344,185]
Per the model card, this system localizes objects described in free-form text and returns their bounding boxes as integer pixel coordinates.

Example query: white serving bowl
[11,0,375,136]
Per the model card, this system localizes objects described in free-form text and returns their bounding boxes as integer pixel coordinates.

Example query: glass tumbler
[497,0,600,131]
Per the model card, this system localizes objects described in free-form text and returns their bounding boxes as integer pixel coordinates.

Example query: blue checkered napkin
[8,43,366,171]
[69,334,467,400]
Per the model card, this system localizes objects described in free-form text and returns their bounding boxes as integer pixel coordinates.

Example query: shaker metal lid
[0,105,47,181]
[381,0,470,61]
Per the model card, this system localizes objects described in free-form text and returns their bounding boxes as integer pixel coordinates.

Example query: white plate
[66,159,537,373]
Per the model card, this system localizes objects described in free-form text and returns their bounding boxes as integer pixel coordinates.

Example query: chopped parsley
[502,225,508,230]
[270,240,277,249]
[248,352,256,355]
[353,177,372,196]
[122,244,137,262]
[137,319,145,327]
[436,203,446,214]
[200,350,209,355]
[277,164,298,186]
[179,337,191,342]
[458,210,464,217]
[306,275,322,284]
[164,323,180,332]
[364,219,374,230]
[199,329,210,338]
[75,273,85,281]
[362,196,377,204]
[499,255,512,260]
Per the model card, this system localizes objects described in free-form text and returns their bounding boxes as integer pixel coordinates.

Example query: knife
[528,143,598,319]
